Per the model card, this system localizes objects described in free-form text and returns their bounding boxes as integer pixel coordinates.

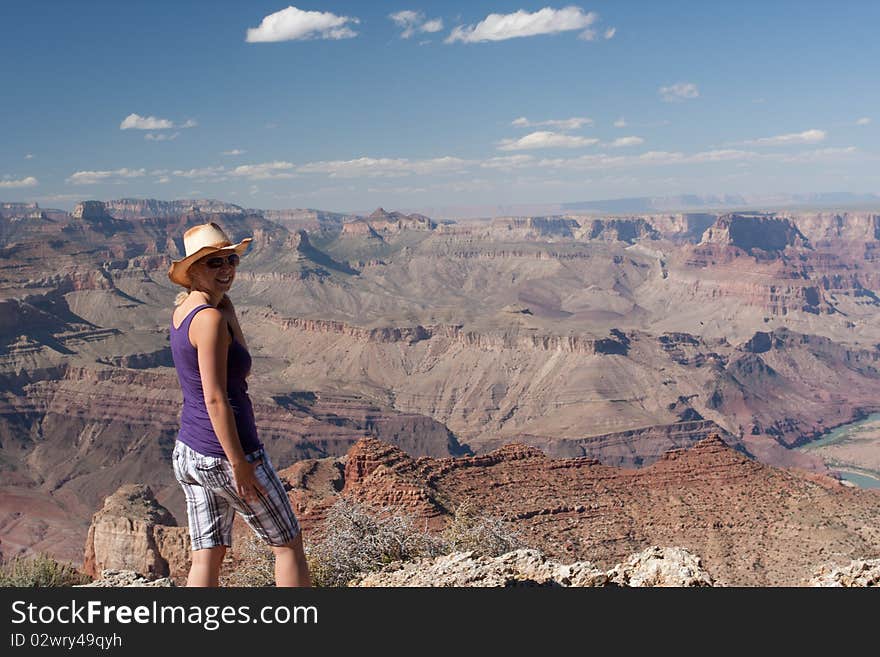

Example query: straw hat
[167,222,252,288]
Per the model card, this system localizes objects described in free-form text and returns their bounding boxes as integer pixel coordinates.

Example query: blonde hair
[174,290,189,306]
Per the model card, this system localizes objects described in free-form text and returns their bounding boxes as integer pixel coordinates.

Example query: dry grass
[0,553,91,587]
[439,499,524,557]
[219,497,524,587]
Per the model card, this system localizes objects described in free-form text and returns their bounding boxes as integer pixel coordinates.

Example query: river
[796,413,880,489]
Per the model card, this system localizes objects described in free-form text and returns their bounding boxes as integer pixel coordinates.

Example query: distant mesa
[289,229,358,275]
[576,217,660,244]
[340,207,437,237]
[102,198,247,220]
[72,200,114,221]
[700,213,811,253]
[562,192,880,215]
[0,202,50,221]
[262,208,349,234]
[490,216,579,239]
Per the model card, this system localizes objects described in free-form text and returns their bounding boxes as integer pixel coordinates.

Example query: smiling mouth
[217,277,231,284]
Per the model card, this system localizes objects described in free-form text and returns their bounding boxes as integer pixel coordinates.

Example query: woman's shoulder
[173,301,213,327]
[189,305,224,330]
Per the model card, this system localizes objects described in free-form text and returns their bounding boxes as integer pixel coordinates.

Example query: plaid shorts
[172,440,300,551]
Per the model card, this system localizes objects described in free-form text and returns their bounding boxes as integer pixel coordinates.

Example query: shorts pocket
[171,443,187,483]
[194,454,230,489]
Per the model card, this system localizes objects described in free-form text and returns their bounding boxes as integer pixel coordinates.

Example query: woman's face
[189,252,239,295]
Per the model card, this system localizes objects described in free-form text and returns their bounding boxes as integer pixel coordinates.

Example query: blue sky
[1,1,878,212]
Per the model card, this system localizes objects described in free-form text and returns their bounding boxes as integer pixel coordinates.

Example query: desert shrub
[222,497,526,587]
[0,553,91,587]
[220,533,275,587]
[440,500,524,557]
[307,497,445,587]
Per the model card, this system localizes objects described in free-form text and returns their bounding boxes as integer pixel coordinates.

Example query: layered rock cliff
[85,436,880,586]
[700,213,811,253]
[82,484,188,581]
[102,198,247,220]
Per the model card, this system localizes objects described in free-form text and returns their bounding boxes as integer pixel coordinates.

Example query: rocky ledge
[809,559,880,587]
[353,546,712,587]
[76,569,174,587]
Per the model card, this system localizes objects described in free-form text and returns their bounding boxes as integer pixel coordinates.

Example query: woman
[167,221,310,587]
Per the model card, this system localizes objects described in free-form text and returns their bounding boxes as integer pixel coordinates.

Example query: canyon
[1,197,880,570]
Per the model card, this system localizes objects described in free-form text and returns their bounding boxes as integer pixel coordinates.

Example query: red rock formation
[82,484,188,581]
[285,435,880,586]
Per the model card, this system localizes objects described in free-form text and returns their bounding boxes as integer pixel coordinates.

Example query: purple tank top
[169,304,262,458]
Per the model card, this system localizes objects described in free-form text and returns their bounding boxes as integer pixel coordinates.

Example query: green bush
[0,553,91,587]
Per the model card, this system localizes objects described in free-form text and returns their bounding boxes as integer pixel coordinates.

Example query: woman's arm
[191,307,264,501]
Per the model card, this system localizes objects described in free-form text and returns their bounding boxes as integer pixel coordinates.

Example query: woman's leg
[271,533,311,587]
[187,545,227,587]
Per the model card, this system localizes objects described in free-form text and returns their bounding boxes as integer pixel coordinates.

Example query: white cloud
[686,149,756,163]
[389,10,443,38]
[480,155,536,169]
[745,129,826,146]
[421,18,443,33]
[776,146,857,163]
[446,7,597,43]
[24,153,34,160]
[535,148,758,171]
[120,113,174,130]
[511,116,593,130]
[578,29,596,41]
[609,136,644,147]
[222,149,247,156]
[613,117,627,128]
[230,161,297,180]
[366,185,428,194]
[531,145,862,172]
[246,6,359,42]
[297,156,468,178]
[658,82,699,102]
[172,166,227,180]
[498,131,599,151]
[120,113,196,130]
[0,176,38,188]
[145,132,179,141]
[604,27,616,39]
[156,176,171,184]
[66,168,146,185]
[856,117,871,126]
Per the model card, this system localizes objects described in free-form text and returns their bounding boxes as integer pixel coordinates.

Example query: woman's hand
[231,459,267,503]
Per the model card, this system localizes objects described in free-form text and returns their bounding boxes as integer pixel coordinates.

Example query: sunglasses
[202,253,240,269]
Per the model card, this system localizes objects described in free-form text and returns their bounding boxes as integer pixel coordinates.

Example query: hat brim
[167,238,252,288]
